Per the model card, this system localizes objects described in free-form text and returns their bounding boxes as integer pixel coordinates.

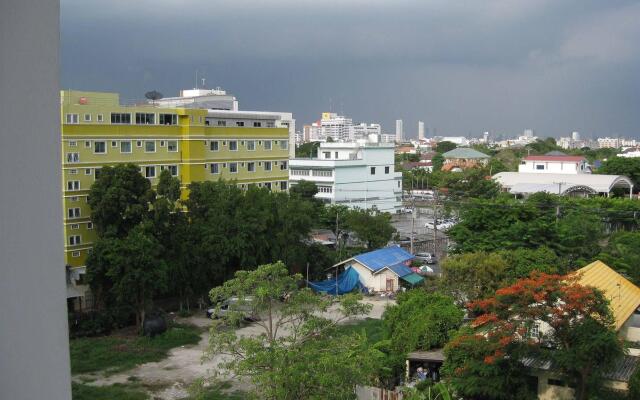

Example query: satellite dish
[145,90,163,102]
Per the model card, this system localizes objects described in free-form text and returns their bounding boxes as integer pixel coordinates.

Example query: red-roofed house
[518,155,590,174]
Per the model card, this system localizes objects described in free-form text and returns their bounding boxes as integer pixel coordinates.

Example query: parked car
[207,296,258,321]
[414,252,437,264]
[402,207,413,213]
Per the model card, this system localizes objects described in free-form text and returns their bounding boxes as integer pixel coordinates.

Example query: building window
[267,122,275,128]
[110,140,117,148]
[536,164,545,170]
[68,141,77,147]
[159,113,177,125]
[70,196,79,202]
[210,141,219,151]
[264,161,272,171]
[69,169,78,175]
[69,235,81,246]
[318,186,333,193]
[265,182,272,190]
[280,140,288,150]
[247,140,256,151]
[93,141,106,154]
[217,120,226,127]
[67,181,80,191]
[385,166,390,174]
[65,114,79,124]
[135,112,155,124]
[84,168,92,175]
[312,170,332,177]
[87,222,93,230]
[145,141,156,152]
[83,114,91,122]
[94,168,102,180]
[291,169,310,176]
[370,167,376,175]
[236,121,245,127]
[280,181,288,190]
[70,223,79,230]
[323,151,331,159]
[280,161,288,170]
[247,162,255,172]
[97,114,104,122]
[264,140,272,150]
[85,140,91,148]
[229,162,238,173]
[144,166,156,178]
[68,208,81,218]
[120,141,132,153]
[253,121,262,127]
[71,251,81,258]
[229,140,238,151]
[167,140,178,152]
[110,113,131,124]
[66,153,79,163]
[164,165,178,176]
[210,163,219,174]
[159,140,166,147]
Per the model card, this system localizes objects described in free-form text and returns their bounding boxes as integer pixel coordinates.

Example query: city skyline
[62,0,640,138]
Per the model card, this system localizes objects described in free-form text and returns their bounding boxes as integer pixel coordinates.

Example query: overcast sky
[61,0,640,139]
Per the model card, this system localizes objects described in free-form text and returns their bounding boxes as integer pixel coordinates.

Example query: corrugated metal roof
[352,246,414,272]
[401,272,425,285]
[407,349,445,362]
[573,260,640,330]
[388,263,414,277]
[493,172,633,194]
[521,355,639,383]
[442,147,490,159]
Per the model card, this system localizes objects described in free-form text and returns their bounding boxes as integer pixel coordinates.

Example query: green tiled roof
[442,147,490,159]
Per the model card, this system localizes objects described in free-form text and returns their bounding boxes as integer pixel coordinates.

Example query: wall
[0,0,72,398]
[350,262,399,292]
[518,160,585,174]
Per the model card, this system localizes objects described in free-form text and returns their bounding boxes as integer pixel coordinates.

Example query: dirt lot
[78,297,394,399]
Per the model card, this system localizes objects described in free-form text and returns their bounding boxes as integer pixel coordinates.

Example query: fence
[356,385,404,400]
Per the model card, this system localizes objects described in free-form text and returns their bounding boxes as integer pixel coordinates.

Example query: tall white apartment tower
[418,121,425,141]
[396,119,403,143]
[572,131,581,141]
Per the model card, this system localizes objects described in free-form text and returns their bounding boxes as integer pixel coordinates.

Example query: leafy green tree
[88,164,153,237]
[86,223,168,330]
[206,262,379,400]
[440,252,509,304]
[378,291,463,382]
[156,169,181,202]
[289,179,319,201]
[431,154,444,171]
[555,209,604,266]
[525,137,562,155]
[344,209,395,249]
[296,141,321,158]
[443,168,500,200]
[497,246,564,281]
[597,231,640,284]
[435,141,456,153]
[598,156,640,187]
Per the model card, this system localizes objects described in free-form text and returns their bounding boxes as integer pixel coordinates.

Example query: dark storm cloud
[61,0,640,138]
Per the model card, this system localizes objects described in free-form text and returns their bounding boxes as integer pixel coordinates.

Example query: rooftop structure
[441,147,490,171]
[518,155,590,174]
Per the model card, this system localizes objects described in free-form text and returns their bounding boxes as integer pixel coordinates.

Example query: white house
[289,137,403,213]
[518,155,590,174]
[331,246,423,293]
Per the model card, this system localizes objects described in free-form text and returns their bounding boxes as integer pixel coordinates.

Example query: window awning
[401,273,424,286]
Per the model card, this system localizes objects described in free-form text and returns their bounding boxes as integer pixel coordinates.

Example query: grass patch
[70,323,202,375]
[71,383,148,400]
[336,318,385,344]
[187,381,247,400]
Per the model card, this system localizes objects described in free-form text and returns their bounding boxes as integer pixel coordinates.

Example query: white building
[518,155,590,174]
[381,133,396,143]
[352,122,381,141]
[434,136,470,146]
[598,137,621,148]
[418,121,425,141]
[289,137,402,212]
[155,87,238,111]
[396,119,404,143]
[308,112,381,143]
[572,131,581,141]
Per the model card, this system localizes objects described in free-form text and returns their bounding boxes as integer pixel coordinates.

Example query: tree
[88,164,153,238]
[296,141,321,158]
[440,252,509,304]
[435,141,456,154]
[206,262,379,400]
[598,156,640,187]
[86,223,168,330]
[431,154,444,171]
[597,231,640,284]
[289,179,319,201]
[443,273,624,400]
[344,209,395,249]
[497,246,564,281]
[156,169,181,202]
[378,290,463,382]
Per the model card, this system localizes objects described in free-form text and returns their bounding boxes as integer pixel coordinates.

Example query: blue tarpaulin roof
[308,266,363,295]
[388,263,414,277]
[353,246,414,272]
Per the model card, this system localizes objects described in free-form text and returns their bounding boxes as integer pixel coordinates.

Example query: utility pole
[410,196,416,254]
[306,262,309,288]
[433,190,439,255]
[553,182,565,223]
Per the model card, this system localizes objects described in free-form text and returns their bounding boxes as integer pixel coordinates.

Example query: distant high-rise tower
[395,119,403,142]
[572,131,580,141]
[523,129,534,138]
[483,131,490,143]
[418,121,425,141]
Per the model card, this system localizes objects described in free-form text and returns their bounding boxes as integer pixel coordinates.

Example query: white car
[414,252,437,264]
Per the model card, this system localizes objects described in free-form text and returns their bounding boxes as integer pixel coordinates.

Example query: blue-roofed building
[331,246,424,292]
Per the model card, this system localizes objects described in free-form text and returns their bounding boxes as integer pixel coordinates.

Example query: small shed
[330,246,424,293]
[406,349,445,382]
